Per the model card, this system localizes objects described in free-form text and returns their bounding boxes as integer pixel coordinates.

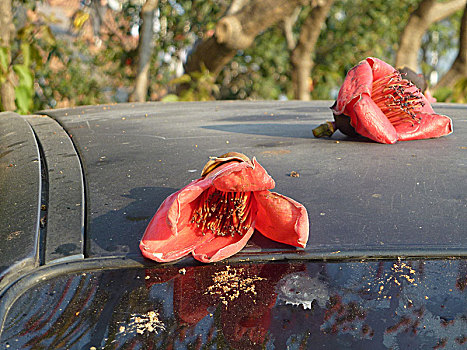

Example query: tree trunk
[130,0,158,102]
[282,7,301,50]
[395,0,466,70]
[435,3,467,88]
[0,0,16,111]
[225,0,250,15]
[184,0,307,78]
[290,0,334,100]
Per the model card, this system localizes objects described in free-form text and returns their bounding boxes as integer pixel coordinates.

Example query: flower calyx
[201,152,252,177]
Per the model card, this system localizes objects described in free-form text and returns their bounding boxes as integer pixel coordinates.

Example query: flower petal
[192,226,256,263]
[366,57,396,81]
[140,184,212,262]
[212,158,275,192]
[140,215,210,262]
[254,191,309,248]
[333,59,373,115]
[418,93,435,114]
[395,113,453,141]
[347,94,398,144]
[166,178,213,234]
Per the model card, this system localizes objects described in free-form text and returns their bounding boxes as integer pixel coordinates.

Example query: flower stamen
[191,188,253,237]
[372,72,425,126]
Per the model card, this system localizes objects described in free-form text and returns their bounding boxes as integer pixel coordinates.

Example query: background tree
[184,0,307,79]
[0,0,16,111]
[395,0,466,71]
[3,0,467,112]
[435,2,467,89]
[310,0,419,99]
[130,0,158,102]
[289,0,335,100]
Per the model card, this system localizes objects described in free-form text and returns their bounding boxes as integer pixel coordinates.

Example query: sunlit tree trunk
[435,3,467,88]
[184,0,307,78]
[290,0,334,100]
[130,0,158,102]
[225,0,250,15]
[0,0,16,111]
[395,0,466,71]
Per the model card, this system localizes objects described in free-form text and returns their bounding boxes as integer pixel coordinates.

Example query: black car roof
[43,101,467,261]
[2,101,466,279]
[1,101,466,349]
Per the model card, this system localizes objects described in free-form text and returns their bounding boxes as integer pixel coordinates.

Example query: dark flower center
[191,188,253,237]
[372,72,425,126]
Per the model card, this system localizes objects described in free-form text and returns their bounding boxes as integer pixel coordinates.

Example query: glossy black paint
[1,102,466,350]
[0,112,41,288]
[24,115,85,264]
[2,259,466,349]
[42,101,467,259]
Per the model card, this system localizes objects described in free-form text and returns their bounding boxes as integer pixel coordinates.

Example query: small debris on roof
[118,311,165,335]
[206,266,265,306]
[289,171,300,178]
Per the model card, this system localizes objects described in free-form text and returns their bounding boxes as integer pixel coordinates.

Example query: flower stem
[312,121,336,138]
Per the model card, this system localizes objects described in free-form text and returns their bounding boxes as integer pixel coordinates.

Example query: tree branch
[225,0,250,16]
[396,0,466,70]
[435,3,467,88]
[431,0,467,23]
[282,7,301,51]
[184,0,306,77]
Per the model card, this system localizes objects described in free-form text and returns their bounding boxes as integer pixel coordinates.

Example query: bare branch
[226,0,250,16]
[396,0,466,70]
[185,0,307,77]
[431,0,467,23]
[282,7,301,51]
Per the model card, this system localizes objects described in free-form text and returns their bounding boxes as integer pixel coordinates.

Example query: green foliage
[13,64,34,113]
[433,86,453,102]
[434,78,467,103]
[0,48,9,81]
[421,11,463,79]
[453,78,467,103]
[216,0,429,100]
[6,0,466,110]
[218,26,292,100]
[169,64,219,101]
[35,38,108,108]
[311,0,419,99]
[145,0,226,100]
[0,4,57,114]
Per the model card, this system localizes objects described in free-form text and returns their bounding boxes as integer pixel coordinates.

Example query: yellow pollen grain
[205,266,265,306]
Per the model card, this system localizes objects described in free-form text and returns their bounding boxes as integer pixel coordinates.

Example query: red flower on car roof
[313,57,452,144]
[140,152,309,263]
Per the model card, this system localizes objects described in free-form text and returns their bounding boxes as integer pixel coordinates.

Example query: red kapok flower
[140,152,309,263]
[313,57,453,144]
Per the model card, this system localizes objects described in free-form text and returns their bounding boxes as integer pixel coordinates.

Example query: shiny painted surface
[2,259,466,349]
[43,101,467,259]
[0,112,41,285]
[2,102,466,349]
